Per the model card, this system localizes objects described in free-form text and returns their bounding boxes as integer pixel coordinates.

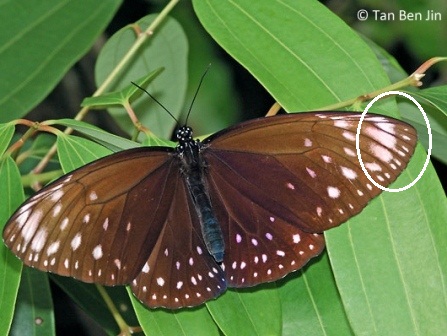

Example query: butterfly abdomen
[178,137,225,263]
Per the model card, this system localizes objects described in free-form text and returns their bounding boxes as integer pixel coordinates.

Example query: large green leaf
[0,156,24,335]
[56,134,112,173]
[0,0,122,122]
[10,268,55,336]
[94,14,188,138]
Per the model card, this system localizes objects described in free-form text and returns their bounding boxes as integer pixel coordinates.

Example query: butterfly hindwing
[206,162,325,286]
[131,173,226,308]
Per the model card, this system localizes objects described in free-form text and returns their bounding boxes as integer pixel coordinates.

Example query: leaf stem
[315,72,424,111]
[95,285,142,336]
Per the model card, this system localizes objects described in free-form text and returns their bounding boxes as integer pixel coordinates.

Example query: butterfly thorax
[175,126,225,262]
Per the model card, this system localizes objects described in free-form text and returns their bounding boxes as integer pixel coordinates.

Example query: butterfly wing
[203,112,417,286]
[130,173,226,309]
[3,147,177,285]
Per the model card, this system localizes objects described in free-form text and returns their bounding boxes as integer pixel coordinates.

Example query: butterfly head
[176,125,193,142]
[176,126,196,152]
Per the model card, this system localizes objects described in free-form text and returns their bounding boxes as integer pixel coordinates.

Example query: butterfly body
[3,112,417,308]
[176,126,225,262]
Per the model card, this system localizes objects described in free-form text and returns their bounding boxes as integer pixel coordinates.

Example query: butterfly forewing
[204,112,417,232]
[3,148,176,285]
[131,174,226,308]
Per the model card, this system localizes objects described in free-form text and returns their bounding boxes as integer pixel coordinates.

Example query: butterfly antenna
[131,82,180,126]
[185,63,211,125]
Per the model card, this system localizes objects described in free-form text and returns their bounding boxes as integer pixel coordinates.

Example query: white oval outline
[356,90,432,192]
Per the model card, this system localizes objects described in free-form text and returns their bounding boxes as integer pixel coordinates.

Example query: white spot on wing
[342,131,356,142]
[50,189,64,202]
[30,228,48,252]
[344,147,356,157]
[327,186,341,199]
[53,203,62,217]
[365,162,382,172]
[83,213,90,224]
[16,209,31,229]
[71,233,82,251]
[322,155,332,163]
[334,120,351,128]
[370,143,393,163]
[341,166,357,180]
[47,241,60,256]
[114,259,121,269]
[92,245,103,260]
[306,167,317,178]
[103,218,109,231]
[365,125,397,148]
[276,250,285,257]
[89,191,98,201]
[316,207,323,217]
[21,210,43,243]
[60,217,69,231]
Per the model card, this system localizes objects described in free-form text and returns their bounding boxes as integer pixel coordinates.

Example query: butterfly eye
[3,112,417,309]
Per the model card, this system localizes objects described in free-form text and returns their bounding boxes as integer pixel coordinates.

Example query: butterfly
[3,111,417,309]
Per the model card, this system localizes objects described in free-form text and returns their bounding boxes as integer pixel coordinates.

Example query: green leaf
[130,292,220,336]
[0,123,14,156]
[408,86,447,118]
[402,87,447,163]
[193,0,393,114]
[10,268,55,336]
[95,14,188,138]
[82,68,165,109]
[279,256,353,336]
[56,134,112,173]
[327,161,447,335]
[52,119,140,152]
[0,0,122,122]
[0,156,24,335]
[207,286,281,336]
